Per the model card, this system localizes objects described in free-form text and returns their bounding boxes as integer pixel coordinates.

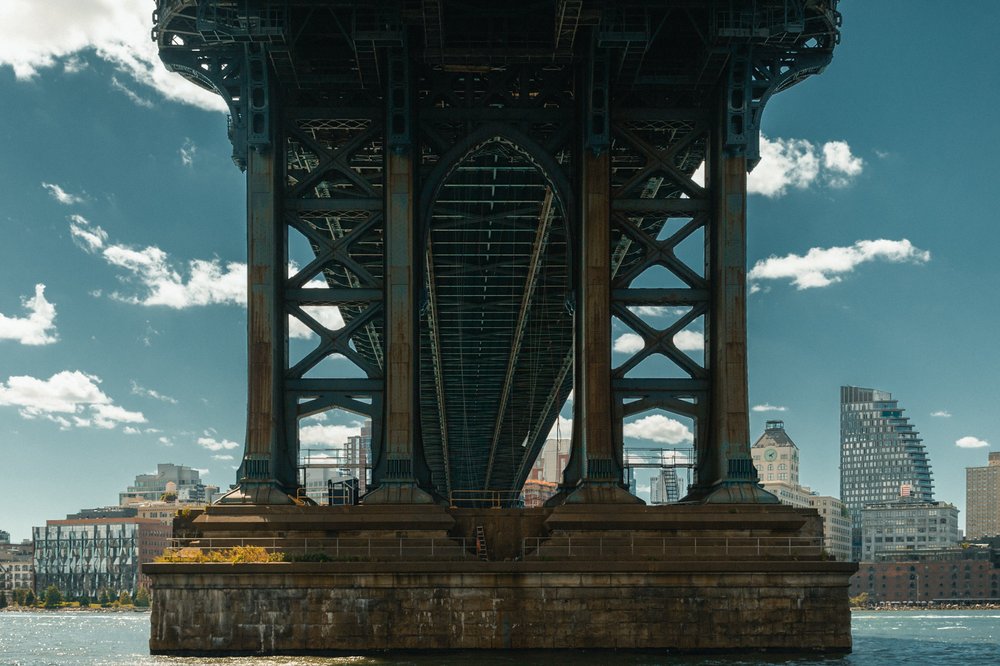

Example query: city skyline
[1,3,998,541]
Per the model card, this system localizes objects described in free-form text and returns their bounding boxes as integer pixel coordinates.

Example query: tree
[77,594,91,608]
[117,591,133,606]
[98,589,110,607]
[25,589,36,606]
[0,591,7,609]
[134,587,151,608]
[43,584,63,608]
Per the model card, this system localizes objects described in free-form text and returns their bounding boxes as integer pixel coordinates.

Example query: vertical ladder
[475,525,488,561]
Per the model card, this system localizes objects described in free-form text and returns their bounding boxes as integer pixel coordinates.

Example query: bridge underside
[157,0,839,505]
[149,0,855,654]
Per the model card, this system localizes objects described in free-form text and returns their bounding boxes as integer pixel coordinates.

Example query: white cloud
[289,306,346,340]
[194,468,210,476]
[628,306,674,318]
[63,54,87,73]
[41,182,84,205]
[956,436,989,449]
[747,136,863,197]
[158,437,174,447]
[70,215,246,308]
[180,138,196,167]
[623,414,693,445]
[823,141,864,188]
[130,380,178,404]
[299,424,362,446]
[749,136,819,197]
[613,333,644,354]
[546,415,573,441]
[614,330,703,354]
[212,454,235,461]
[0,1,225,111]
[752,404,788,413]
[0,284,58,345]
[0,370,145,430]
[110,75,153,108]
[748,239,930,290]
[930,410,952,418]
[673,330,703,352]
[91,403,146,429]
[197,437,240,452]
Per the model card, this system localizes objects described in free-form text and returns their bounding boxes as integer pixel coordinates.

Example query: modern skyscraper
[650,469,683,504]
[840,386,934,560]
[966,451,1000,539]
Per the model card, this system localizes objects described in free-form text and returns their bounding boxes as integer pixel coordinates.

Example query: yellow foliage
[156,545,285,563]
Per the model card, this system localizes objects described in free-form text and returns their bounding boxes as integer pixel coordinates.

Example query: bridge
[146,0,856,654]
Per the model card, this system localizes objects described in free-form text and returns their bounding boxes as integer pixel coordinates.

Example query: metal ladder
[475,526,488,561]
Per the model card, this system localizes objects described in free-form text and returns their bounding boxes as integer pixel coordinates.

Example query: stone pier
[146,504,856,654]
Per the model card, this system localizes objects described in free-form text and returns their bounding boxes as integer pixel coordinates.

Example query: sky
[1,2,998,542]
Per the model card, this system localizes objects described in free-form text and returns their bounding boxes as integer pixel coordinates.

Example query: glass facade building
[840,386,934,560]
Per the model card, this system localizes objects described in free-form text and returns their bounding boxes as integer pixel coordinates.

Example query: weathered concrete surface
[148,560,855,654]
[152,504,856,654]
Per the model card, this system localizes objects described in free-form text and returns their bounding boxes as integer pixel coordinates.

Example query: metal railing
[162,537,475,561]
[449,490,525,508]
[521,535,825,560]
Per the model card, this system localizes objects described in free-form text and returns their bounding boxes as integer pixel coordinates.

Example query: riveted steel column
[220,45,295,504]
[695,107,775,503]
[579,149,615,481]
[365,37,434,504]
[559,37,640,504]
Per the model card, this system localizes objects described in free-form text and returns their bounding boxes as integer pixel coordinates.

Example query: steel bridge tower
[156,0,840,508]
[148,1,857,655]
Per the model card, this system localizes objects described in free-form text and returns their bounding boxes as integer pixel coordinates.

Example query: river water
[1,610,997,665]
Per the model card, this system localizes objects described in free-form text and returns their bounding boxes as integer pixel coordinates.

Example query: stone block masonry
[147,560,855,654]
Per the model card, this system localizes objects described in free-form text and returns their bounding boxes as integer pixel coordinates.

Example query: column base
[214,481,301,505]
[547,481,645,506]
[362,482,439,505]
[681,481,779,504]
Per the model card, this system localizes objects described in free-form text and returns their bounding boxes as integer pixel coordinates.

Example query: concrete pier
[146,504,856,654]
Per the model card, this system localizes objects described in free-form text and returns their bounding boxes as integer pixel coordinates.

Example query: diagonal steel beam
[483,188,555,488]
[424,245,453,495]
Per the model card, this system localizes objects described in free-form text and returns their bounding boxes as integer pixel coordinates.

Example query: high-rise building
[966,451,1000,539]
[650,469,683,504]
[840,386,934,560]
[860,499,959,560]
[119,464,217,505]
[522,438,570,507]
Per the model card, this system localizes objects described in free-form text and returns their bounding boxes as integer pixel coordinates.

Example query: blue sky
[0,2,997,542]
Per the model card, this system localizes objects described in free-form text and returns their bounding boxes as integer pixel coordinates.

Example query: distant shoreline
[853,603,1000,612]
[0,606,150,613]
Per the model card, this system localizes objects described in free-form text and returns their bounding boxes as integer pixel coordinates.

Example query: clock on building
[764,448,778,462]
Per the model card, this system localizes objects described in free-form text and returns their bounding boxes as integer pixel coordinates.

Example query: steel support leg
[366,40,434,503]
[221,144,297,504]
[687,127,775,504]
[560,149,641,505]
